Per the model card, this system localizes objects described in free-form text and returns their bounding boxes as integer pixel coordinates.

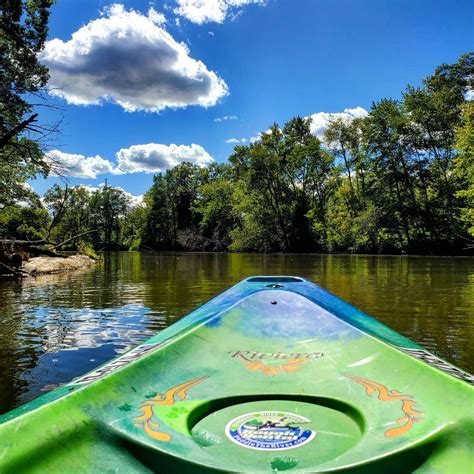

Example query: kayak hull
[0,276,472,473]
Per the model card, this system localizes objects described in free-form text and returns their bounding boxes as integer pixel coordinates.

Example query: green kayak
[0,276,472,473]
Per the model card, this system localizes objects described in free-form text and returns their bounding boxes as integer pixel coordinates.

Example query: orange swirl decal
[133,375,208,441]
[345,374,424,437]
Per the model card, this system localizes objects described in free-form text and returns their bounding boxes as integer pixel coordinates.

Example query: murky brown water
[0,252,472,414]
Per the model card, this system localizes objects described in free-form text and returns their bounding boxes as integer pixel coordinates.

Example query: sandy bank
[22,255,97,275]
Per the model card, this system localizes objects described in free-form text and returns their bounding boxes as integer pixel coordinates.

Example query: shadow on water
[0,252,472,414]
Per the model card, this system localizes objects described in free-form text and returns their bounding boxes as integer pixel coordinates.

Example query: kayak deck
[0,277,472,472]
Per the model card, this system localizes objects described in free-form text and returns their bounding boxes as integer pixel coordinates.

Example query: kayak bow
[0,276,472,473]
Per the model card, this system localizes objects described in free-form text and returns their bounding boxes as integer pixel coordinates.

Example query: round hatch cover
[190,399,363,471]
[225,410,316,451]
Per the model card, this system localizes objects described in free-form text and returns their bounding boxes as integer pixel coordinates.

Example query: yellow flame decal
[132,375,208,442]
[345,374,424,437]
[133,405,154,421]
[239,358,306,376]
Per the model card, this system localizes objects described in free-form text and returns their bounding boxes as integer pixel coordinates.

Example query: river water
[0,252,472,414]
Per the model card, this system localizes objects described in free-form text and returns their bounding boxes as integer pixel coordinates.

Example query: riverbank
[22,254,97,275]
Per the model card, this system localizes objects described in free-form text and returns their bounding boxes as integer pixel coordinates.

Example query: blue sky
[32,0,474,201]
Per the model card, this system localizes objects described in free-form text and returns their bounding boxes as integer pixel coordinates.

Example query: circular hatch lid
[190,398,363,472]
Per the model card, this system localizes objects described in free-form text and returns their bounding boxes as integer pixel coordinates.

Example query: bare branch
[53,230,99,250]
[0,114,38,149]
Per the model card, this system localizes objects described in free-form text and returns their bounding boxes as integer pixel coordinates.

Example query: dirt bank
[22,255,97,275]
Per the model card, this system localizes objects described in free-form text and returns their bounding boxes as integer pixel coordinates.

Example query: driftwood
[0,230,98,276]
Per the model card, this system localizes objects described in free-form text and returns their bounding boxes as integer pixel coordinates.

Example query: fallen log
[0,239,55,246]
[26,245,67,258]
[1,229,99,260]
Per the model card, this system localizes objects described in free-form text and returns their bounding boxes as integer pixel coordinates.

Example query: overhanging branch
[0,114,39,149]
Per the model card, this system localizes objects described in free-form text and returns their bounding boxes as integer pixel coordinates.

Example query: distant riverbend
[0,252,472,415]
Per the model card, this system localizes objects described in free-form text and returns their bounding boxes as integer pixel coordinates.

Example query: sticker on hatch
[225,411,316,451]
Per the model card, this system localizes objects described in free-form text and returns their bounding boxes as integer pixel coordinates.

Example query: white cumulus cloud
[225,137,247,143]
[249,135,261,143]
[46,141,214,178]
[40,4,228,112]
[174,0,266,24]
[306,106,368,139]
[47,150,117,179]
[22,182,35,192]
[75,184,102,194]
[116,143,214,173]
[75,184,143,207]
[122,190,144,207]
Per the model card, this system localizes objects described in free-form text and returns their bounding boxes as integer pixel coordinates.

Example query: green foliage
[142,163,201,250]
[0,0,53,124]
[228,117,335,251]
[325,180,379,252]
[44,184,92,244]
[453,102,474,237]
[42,184,133,250]
[0,200,50,240]
[0,143,45,207]
[194,164,237,250]
[89,186,129,248]
[77,241,99,260]
[122,205,146,251]
[0,0,55,204]
[228,180,276,252]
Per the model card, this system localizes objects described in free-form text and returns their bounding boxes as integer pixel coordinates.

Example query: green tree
[0,198,49,240]
[0,0,55,204]
[194,164,237,250]
[401,53,474,248]
[136,53,473,255]
[362,99,423,250]
[453,102,474,239]
[142,163,201,250]
[229,117,333,251]
[323,117,382,252]
[122,203,147,250]
[89,186,129,249]
[324,117,367,213]
[142,173,176,249]
[43,184,92,244]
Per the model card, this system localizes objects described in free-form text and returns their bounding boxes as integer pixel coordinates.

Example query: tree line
[0,2,472,254]
[133,51,474,255]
